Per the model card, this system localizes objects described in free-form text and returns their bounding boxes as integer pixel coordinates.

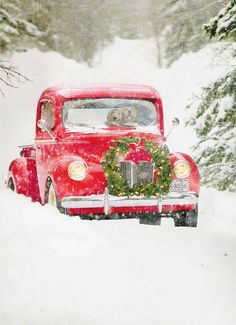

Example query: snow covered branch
[187,71,236,191]
[203,0,236,41]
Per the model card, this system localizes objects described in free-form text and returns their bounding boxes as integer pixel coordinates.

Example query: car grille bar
[120,161,154,188]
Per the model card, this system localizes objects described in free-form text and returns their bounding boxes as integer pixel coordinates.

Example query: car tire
[46,179,67,215]
[139,213,161,225]
[174,205,198,227]
[185,205,198,227]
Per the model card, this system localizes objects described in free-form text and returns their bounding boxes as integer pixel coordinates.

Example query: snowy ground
[1,38,236,324]
[0,187,236,325]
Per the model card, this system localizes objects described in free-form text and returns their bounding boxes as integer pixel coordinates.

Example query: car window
[40,101,55,131]
[62,98,158,132]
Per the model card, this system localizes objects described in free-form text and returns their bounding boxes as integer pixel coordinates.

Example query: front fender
[8,158,41,202]
[46,156,107,202]
[168,152,200,195]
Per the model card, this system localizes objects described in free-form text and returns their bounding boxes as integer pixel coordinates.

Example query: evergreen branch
[202,162,236,169]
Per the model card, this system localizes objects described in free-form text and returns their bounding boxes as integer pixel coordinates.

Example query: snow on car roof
[40,84,161,100]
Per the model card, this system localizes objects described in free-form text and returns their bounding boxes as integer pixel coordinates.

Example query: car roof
[40,84,161,100]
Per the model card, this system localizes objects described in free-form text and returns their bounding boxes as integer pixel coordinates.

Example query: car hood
[57,130,165,162]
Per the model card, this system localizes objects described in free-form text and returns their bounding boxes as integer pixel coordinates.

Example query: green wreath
[103,136,172,197]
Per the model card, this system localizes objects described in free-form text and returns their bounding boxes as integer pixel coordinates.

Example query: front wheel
[46,179,66,214]
[174,205,198,227]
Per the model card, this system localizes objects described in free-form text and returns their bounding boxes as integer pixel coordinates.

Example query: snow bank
[0,187,236,325]
[0,39,234,185]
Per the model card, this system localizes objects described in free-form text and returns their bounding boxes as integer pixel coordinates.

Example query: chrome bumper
[61,188,198,215]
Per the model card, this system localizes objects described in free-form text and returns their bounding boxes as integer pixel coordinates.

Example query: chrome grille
[120,161,154,188]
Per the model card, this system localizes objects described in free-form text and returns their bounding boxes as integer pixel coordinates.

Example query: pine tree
[0,0,43,94]
[187,0,236,191]
[203,0,236,41]
[187,72,236,191]
[0,0,43,52]
[150,0,226,67]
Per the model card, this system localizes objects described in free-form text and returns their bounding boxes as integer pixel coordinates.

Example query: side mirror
[166,117,180,139]
[37,119,55,141]
[172,117,180,127]
[37,119,48,130]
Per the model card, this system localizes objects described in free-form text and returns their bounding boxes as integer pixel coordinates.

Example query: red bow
[126,141,152,163]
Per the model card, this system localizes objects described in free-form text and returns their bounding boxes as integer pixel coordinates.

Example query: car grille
[120,161,154,188]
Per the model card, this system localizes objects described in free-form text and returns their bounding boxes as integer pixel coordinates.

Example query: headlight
[174,160,191,179]
[68,160,87,181]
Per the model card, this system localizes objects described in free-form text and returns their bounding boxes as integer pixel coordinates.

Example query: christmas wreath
[103,136,172,197]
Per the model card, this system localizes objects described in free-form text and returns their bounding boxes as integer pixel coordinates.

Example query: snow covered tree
[150,0,225,67]
[203,0,236,41]
[187,72,236,191]
[187,0,236,191]
[0,0,43,94]
[0,0,43,52]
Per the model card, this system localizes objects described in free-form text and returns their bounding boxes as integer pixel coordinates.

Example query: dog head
[121,106,138,125]
[106,109,122,125]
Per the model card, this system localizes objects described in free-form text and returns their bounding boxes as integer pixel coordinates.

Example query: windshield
[62,98,159,132]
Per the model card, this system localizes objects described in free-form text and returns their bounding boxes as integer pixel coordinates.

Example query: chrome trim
[18,144,34,148]
[104,187,109,215]
[34,139,56,144]
[61,188,198,215]
[130,161,134,188]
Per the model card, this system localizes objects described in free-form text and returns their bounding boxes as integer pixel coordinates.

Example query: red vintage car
[7,84,199,226]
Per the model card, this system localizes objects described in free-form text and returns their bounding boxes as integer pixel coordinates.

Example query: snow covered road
[1,38,236,324]
[1,187,236,325]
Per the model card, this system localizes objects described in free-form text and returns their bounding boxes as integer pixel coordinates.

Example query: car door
[35,100,57,202]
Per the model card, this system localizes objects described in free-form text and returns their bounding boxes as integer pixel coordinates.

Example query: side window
[40,101,55,131]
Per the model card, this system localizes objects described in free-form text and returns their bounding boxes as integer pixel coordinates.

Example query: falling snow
[0,39,236,324]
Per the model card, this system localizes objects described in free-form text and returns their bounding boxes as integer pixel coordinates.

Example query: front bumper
[61,188,199,215]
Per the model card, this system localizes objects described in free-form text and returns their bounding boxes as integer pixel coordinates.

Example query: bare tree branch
[0,61,31,97]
